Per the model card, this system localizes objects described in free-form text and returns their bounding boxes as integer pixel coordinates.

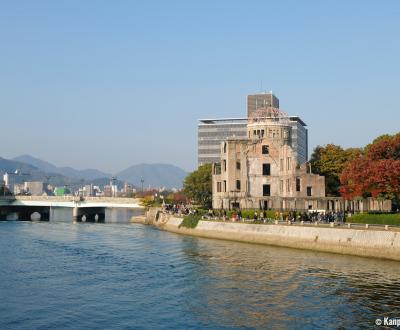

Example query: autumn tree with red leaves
[340,133,400,204]
[310,144,362,196]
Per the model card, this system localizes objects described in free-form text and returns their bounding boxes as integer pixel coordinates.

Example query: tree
[183,164,212,208]
[340,133,400,205]
[166,191,187,204]
[310,144,363,196]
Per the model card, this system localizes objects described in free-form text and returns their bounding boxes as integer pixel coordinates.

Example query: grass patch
[349,213,400,226]
[179,214,202,229]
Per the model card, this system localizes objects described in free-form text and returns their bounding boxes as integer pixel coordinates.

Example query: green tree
[183,164,212,208]
[310,144,362,196]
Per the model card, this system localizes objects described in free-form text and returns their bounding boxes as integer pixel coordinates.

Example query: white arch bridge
[0,196,144,222]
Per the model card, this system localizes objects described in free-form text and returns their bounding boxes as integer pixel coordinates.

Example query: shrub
[348,213,400,226]
[241,210,255,219]
[195,208,208,216]
[179,214,202,229]
[238,209,277,219]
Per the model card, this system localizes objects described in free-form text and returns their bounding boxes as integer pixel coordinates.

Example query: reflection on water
[0,221,399,329]
[50,207,144,223]
[105,208,144,223]
[182,238,400,329]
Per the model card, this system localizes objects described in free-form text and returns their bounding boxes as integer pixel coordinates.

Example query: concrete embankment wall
[152,213,400,261]
[132,207,162,225]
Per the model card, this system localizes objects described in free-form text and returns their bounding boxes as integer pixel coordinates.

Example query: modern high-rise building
[198,93,308,166]
[247,91,280,118]
[198,118,248,165]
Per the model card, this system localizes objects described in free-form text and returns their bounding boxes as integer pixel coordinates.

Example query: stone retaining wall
[152,213,400,261]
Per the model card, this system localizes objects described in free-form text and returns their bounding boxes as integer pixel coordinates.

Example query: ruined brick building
[212,99,326,211]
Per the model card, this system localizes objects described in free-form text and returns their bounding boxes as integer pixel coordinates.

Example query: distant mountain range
[0,155,188,189]
[13,155,110,181]
[0,157,68,187]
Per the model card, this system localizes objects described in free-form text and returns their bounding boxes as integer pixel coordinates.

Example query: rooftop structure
[247,92,280,118]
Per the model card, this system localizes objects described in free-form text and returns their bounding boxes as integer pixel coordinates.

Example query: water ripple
[1,221,400,329]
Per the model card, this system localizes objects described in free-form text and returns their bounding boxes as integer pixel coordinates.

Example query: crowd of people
[162,203,347,225]
[163,203,195,216]
[201,208,347,224]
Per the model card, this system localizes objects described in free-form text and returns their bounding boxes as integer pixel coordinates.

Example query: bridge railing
[12,195,141,204]
[14,195,80,202]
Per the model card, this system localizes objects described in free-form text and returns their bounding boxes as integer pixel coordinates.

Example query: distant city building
[122,182,135,195]
[198,118,248,165]
[92,186,102,197]
[24,181,44,196]
[3,172,16,193]
[54,187,67,196]
[111,185,118,197]
[14,183,25,195]
[83,184,94,197]
[103,185,112,197]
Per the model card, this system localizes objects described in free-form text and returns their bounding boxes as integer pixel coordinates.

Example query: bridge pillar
[73,207,105,223]
[0,206,50,221]
[73,207,79,222]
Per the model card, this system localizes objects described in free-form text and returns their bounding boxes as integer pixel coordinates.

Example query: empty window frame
[236,180,241,190]
[214,163,221,175]
[262,145,269,154]
[263,184,271,196]
[262,163,271,176]
[296,177,301,192]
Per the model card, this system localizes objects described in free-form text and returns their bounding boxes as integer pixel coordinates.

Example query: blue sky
[1,0,399,173]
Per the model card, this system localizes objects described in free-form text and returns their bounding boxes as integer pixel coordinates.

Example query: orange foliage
[340,134,400,199]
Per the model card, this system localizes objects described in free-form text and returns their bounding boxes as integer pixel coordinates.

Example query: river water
[1,212,400,329]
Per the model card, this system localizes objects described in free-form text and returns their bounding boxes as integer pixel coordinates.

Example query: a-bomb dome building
[212,96,326,211]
